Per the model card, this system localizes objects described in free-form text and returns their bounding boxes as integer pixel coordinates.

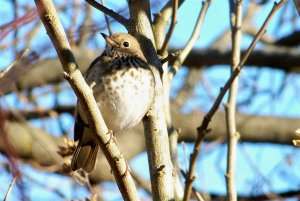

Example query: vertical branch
[152,1,186,199]
[127,1,175,200]
[225,0,242,201]
[12,0,19,57]
[158,0,179,55]
[34,0,140,200]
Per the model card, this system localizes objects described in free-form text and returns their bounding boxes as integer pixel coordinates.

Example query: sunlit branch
[34,0,140,200]
[171,0,210,78]
[3,176,17,201]
[225,0,243,200]
[182,1,288,200]
[158,0,178,55]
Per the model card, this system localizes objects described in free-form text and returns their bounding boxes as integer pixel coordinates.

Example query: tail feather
[71,113,99,173]
[71,142,99,172]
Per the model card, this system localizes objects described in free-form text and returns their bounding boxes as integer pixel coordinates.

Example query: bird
[71,33,155,173]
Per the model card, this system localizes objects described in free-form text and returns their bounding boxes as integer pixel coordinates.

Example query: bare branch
[171,0,210,76]
[158,0,179,55]
[85,0,129,28]
[160,50,181,64]
[152,0,185,49]
[126,1,178,200]
[0,49,29,79]
[293,0,300,16]
[183,1,288,200]
[100,0,113,35]
[3,176,17,201]
[225,0,243,200]
[180,168,205,201]
[33,0,139,200]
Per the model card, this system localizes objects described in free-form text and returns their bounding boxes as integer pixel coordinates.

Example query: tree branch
[152,0,185,50]
[225,0,243,200]
[33,0,139,200]
[100,0,113,35]
[171,0,210,76]
[3,176,17,201]
[183,0,288,200]
[127,1,176,200]
[85,0,129,28]
[158,0,179,55]
[3,46,300,95]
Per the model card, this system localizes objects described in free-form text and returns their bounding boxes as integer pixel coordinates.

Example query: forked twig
[183,1,287,200]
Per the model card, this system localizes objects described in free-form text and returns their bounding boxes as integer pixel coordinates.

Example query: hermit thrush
[71,33,155,172]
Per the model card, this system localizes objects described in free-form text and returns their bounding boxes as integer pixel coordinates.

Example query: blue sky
[1,0,300,200]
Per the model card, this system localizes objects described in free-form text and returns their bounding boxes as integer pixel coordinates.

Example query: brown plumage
[71,33,155,172]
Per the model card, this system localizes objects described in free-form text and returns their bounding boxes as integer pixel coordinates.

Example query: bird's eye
[123,41,129,47]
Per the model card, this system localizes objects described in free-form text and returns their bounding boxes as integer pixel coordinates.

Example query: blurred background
[0,0,300,200]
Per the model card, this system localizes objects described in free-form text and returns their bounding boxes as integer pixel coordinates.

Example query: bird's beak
[101,33,118,47]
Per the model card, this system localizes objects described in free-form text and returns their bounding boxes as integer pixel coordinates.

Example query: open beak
[101,33,118,46]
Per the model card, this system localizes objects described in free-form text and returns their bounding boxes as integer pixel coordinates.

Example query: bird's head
[101,33,146,61]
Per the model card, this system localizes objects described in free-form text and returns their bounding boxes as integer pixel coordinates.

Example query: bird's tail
[71,118,99,173]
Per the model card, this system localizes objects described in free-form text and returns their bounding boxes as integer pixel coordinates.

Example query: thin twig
[293,0,300,15]
[152,0,185,50]
[225,0,243,201]
[160,50,181,64]
[85,0,129,28]
[159,0,178,55]
[3,176,17,201]
[182,1,287,200]
[181,141,188,173]
[179,167,205,201]
[13,0,19,57]
[171,0,210,77]
[34,0,140,200]
[0,49,29,79]
[68,0,79,47]
[100,0,113,35]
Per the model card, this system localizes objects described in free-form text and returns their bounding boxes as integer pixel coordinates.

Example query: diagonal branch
[3,176,17,201]
[85,0,129,28]
[171,0,210,76]
[33,0,139,200]
[152,0,185,50]
[182,0,288,200]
